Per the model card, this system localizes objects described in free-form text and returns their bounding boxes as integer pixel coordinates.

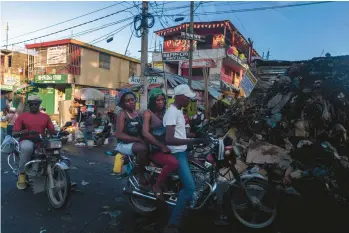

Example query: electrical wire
[3,2,127,42]
[1,3,141,47]
[158,1,334,17]
[89,21,134,45]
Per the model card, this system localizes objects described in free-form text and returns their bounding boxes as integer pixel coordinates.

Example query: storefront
[32,74,73,115]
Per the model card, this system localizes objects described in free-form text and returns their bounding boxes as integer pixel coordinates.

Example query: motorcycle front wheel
[45,166,71,209]
[231,179,277,229]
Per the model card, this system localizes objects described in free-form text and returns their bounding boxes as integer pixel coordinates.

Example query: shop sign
[47,46,67,65]
[1,85,13,91]
[152,62,164,70]
[240,69,258,97]
[162,52,189,61]
[180,59,216,69]
[128,76,164,85]
[34,74,68,84]
[4,74,20,86]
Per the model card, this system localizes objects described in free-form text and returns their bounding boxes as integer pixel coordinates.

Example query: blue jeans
[1,127,6,143]
[169,151,195,226]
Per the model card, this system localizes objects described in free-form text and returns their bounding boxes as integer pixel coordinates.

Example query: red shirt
[14,112,55,140]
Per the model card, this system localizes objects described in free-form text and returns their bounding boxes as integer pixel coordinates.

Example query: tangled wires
[133,12,155,38]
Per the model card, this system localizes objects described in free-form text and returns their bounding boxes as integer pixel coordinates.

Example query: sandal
[152,185,164,201]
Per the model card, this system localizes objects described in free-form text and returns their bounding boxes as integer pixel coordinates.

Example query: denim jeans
[1,127,6,143]
[169,151,195,227]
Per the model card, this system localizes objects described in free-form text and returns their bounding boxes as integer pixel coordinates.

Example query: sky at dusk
[1,1,348,61]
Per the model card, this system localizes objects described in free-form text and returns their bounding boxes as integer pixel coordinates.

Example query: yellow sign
[152,62,164,70]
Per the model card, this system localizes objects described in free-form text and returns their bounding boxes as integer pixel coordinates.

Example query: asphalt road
[1,139,348,233]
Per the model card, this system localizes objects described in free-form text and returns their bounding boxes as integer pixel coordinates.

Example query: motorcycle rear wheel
[231,179,277,229]
[46,166,71,209]
[127,177,158,216]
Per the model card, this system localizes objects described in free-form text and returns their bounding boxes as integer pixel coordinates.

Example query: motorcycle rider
[13,95,56,190]
[142,88,178,201]
[115,89,148,185]
[163,84,207,233]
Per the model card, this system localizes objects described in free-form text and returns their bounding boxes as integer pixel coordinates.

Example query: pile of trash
[203,56,349,192]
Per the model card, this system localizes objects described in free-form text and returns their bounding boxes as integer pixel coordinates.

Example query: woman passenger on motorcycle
[142,88,178,200]
[115,89,148,185]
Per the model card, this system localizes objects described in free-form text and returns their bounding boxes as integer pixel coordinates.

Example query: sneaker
[163,225,180,233]
[16,173,27,190]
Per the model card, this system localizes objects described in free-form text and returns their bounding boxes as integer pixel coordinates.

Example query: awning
[148,83,163,90]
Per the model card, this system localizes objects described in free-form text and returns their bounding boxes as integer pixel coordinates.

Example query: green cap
[148,88,164,100]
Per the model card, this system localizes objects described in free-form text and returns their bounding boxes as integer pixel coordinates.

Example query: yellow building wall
[76,48,140,89]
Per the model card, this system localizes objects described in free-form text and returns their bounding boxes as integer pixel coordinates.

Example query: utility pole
[140,1,149,111]
[5,22,9,49]
[188,1,194,88]
[266,49,270,60]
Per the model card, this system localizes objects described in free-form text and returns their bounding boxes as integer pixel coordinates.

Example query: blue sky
[1,1,348,61]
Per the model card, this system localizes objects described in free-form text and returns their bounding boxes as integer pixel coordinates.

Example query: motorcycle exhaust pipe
[123,187,176,206]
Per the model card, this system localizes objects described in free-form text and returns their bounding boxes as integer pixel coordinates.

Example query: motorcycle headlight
[46,140,62,149]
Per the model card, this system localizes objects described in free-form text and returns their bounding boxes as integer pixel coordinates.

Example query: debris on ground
[81,180,89,186]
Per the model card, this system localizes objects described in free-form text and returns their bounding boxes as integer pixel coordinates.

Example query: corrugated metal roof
[147,67,224,99]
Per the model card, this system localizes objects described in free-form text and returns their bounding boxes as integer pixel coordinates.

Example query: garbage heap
[204,55,349,174]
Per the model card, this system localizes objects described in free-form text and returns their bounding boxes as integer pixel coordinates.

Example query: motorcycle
[94,120,112,146]
[5,131,71,209]
[122,135,278,229]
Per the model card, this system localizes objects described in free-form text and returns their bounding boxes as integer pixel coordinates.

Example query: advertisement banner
[240,69,258,97]
[212,34,225,49]
[47,46,67,65]
[34,74,69,84]
[164,39,197,52]
[180,59,216,68]
[4,74,20,86]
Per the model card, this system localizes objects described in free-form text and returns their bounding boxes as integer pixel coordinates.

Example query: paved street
[1,138,347,233]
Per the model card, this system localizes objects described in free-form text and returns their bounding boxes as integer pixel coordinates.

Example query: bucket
[113,153,124,173]
[87,140,94,147]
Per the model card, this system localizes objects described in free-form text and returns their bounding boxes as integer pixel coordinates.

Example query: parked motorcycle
[122,135,278,229]
[5,131,71,209]
[94,120,112,146]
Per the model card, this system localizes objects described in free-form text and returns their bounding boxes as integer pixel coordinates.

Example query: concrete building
[24,39,141,118]
[152,20,260,93]
[1,49,30,108]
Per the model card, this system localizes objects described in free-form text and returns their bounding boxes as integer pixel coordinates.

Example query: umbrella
[14,83,29,92]
[74,88,105,100]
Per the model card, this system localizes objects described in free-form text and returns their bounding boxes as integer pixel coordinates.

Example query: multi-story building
[24,39,141,117]
[1,49,30,108]
[152,20,260,92]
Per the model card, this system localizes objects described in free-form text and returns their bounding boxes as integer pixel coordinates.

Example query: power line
[158,1,335,17]
[1,3,141,47]
[3,2,126,42]
[89,21,134,45]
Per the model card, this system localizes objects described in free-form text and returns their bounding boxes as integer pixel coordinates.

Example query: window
[99,53,110,70]
[8,56,12,68]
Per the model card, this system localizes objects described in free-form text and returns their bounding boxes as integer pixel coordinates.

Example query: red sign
[212,34,225,49]
[180,59,216,68]
[164,39,197,52]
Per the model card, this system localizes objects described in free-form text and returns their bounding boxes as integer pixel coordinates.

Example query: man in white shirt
[163,84,205,233]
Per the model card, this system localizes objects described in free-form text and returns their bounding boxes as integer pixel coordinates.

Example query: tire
[46,166,71,209]
[230,179,277,229]
[126,178,157,216]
